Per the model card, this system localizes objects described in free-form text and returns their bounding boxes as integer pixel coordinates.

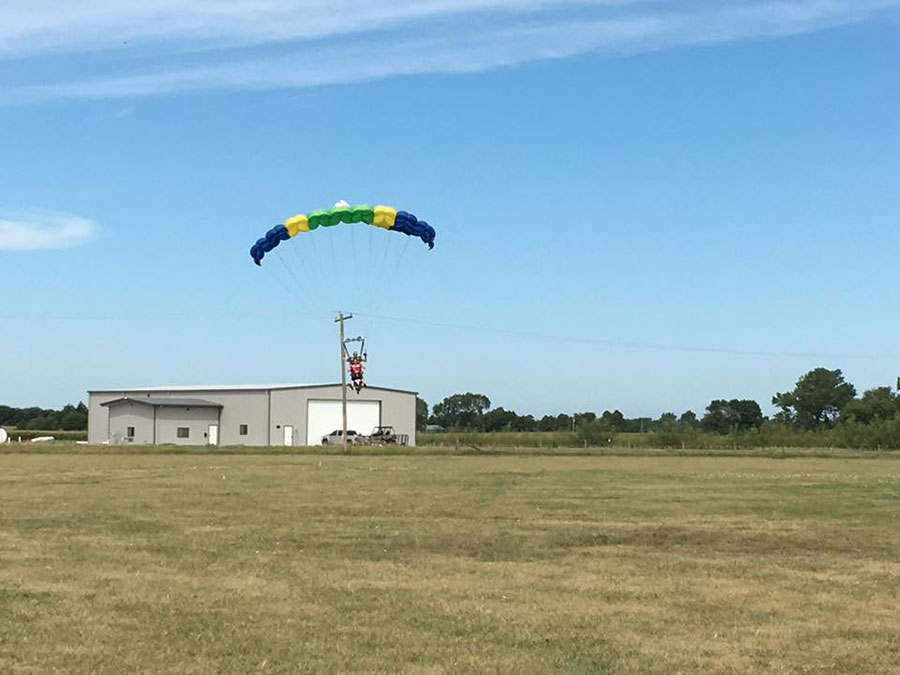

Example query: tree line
[0,403,88,431]
[417,368,900,448]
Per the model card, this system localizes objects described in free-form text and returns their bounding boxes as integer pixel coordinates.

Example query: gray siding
[88,385,416,447]
[107,402,154,445]
[155,406,220,445]
[89,392,121,444]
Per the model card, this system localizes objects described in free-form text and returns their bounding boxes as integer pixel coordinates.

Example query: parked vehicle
[366,426,409,446]
[320,429,361,445]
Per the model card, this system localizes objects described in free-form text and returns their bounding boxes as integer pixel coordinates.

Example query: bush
[576,421,615,447]
[833,418,900,450]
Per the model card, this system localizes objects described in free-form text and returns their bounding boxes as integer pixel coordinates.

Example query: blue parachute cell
[390,211,435,249]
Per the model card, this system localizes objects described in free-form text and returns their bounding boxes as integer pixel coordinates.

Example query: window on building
[177,427,190,438]
[239,424,248,436]
[126,426,135,438]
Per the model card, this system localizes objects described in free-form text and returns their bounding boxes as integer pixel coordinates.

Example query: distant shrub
[834,418,900,450]
[576,421,615,447]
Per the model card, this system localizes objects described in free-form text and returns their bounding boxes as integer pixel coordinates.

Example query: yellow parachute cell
[285,213,309,237]
[372,205,397,229]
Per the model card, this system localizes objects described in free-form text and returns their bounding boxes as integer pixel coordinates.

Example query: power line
[12,306,899,361]
[348,310,900,362]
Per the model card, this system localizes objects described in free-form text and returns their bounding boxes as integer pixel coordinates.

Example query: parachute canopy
[250,203,435,266]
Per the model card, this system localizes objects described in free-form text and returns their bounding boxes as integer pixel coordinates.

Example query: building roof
[101,397,224,408]
[89,383,418,395]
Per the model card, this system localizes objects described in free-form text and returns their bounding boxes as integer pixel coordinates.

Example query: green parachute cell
[307,209,331,228]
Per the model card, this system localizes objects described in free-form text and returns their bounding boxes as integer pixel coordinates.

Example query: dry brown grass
[0,453,897,674]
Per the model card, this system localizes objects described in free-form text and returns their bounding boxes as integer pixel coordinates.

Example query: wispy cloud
[0,212,97,250]
[0,0,606,57]
[0,0,897,103]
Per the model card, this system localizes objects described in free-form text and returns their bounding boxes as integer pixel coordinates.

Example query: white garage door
[307,399,381,445]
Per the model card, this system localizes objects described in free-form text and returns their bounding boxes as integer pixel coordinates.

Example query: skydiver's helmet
[352,351,359,359]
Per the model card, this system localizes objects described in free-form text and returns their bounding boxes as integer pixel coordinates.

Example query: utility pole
[335,312,352,453]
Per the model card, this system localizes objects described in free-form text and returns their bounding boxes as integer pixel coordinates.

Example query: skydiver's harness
[343,336,367,391]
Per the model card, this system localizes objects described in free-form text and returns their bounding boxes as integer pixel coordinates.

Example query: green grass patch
[0,454,897,673]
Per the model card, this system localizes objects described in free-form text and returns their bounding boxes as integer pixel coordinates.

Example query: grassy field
[0,451,897,674]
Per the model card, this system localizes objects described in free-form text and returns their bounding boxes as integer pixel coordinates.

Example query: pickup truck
[320,429,361,445]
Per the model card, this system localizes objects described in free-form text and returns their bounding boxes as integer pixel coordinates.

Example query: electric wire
[22,302,900,361]
[347,310,900,362]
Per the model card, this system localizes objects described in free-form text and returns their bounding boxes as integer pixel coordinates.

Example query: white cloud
[0,0,897,103]
[0,213,97,250]
[0,0,625,57]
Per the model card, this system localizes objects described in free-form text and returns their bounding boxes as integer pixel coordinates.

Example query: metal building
[87,384,417,446]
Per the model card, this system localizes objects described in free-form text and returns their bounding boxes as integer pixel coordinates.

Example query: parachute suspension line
[349,222,365,311]
[365,230,393,323]
[342,335,366,359]
[350,220,359,273]
[304,230,331,303]
[393,240,426,325]
[371,237,411,319]
[327,226,337,274]
[274,248,316,313]
[394,236,412,277]
[261,258,312,315]
[372,222,395,300]
[288,235,326,314]
[359,221,380,317]
[360,224,378,333]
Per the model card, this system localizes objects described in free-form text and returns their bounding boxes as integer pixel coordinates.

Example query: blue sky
[2,0,899,417]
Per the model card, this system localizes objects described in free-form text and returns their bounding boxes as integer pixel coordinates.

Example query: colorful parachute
[250,203,435,266]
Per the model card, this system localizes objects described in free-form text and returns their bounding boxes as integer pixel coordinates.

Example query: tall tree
[840,387,900,425]
[511,413,537,432]
[483,407,517,432]
[731,400,764,430]
[431,393,491,431]
[538,415,557,432]
[702,400,737,434]
[416,397,429,431]
[701,399,763,434]
[773,368,856,429]
[600,410,626,432]
[679,410,699,428]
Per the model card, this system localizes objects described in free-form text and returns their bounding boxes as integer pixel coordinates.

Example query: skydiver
[348,351,366,393]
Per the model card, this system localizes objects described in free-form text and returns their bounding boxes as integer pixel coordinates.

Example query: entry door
[283,425,294,446]
[207,424,219,446]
